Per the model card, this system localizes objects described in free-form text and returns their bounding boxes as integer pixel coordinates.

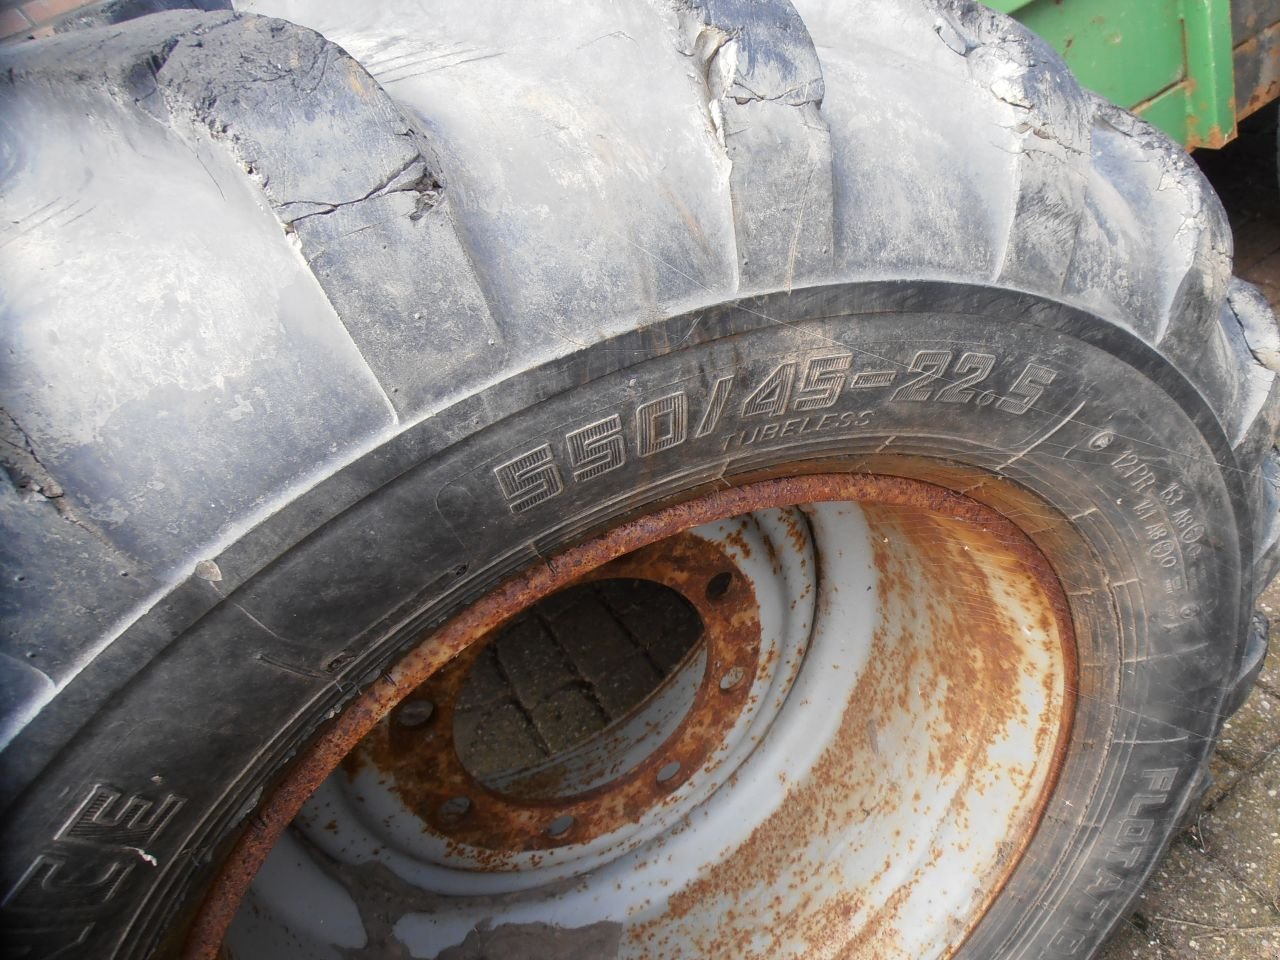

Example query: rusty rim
[193,473,1076,960]
[335,530,771,873]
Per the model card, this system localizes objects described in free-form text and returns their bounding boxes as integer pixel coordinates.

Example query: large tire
[1,2,1277,958]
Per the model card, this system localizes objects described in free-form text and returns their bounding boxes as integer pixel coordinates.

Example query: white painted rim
[227,498,1069,960]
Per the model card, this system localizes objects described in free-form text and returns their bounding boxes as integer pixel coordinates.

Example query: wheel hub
[324,525,794,882]
[197,474,1075,960]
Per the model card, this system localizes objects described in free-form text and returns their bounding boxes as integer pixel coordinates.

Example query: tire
[1,2,1277,959]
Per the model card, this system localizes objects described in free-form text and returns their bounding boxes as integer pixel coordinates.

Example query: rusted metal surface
[624,503,1074,958]
[1234,18,1280,122]
[344,532,761,858]
[187,473,1076,960]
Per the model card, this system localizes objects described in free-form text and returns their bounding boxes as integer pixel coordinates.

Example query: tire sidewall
[1,282,1250,959]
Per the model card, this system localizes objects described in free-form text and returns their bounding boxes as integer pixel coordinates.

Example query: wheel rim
[195,474,1075,960]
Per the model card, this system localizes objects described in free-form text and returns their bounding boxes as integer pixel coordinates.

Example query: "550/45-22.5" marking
[493,349,1056,513]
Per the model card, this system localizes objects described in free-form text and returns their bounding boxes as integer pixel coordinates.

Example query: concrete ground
[1098,107,1280,960]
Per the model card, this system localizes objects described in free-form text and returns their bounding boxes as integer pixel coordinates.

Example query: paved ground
[1098,107,1280,960]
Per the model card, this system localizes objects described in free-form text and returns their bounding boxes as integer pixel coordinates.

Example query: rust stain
[347,532,761,861]
[1187,123,1231,151]
[1233,24,1280,121]
[1243,80,1280,116]
[185,473,1076,960]
[625,500,1074,958]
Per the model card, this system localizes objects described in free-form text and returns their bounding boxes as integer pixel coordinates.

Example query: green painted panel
[985,0,1035,12]
[1007,0,1184,107]
[1132,83,1193,142]
[1178,0,1236,145]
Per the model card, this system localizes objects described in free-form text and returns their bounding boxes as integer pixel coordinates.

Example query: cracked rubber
[1,1,1278,958]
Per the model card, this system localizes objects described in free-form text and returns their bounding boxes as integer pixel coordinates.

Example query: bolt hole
[397,700,436,728]
[719,666,746,691]
[438,796,471,822]
[656,761,682,784]
[706,571,733,601]
[546,814,575,838]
